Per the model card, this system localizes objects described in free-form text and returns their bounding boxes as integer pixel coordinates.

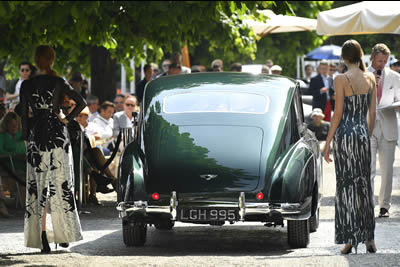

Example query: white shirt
[113,111,135,137]
[7,79,23,107]
[88,111,99,122]
[86,115,114,140]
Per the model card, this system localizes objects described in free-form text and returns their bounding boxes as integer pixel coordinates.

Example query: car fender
[269,141,315,203]
[119,141,147,202]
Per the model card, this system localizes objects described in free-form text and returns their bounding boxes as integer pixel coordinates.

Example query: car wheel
[123,221,147,246]
[154,220,175,230]
[287,219,310,248]
[309,207,319,233]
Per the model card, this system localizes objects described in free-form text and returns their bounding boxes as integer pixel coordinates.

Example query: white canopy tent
[245,9,317,37]
[245,10,317,78]
[317,1,400,36]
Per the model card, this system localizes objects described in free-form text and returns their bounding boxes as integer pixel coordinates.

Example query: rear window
[163,91,269,114]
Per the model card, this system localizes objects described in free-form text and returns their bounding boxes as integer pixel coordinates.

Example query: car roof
[144,72,297,107]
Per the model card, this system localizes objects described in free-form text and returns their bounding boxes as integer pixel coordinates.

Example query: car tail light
[152,193,160,200]
[256,192,264,200]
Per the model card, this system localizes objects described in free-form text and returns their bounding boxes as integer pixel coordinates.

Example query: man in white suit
[369,43,400,218]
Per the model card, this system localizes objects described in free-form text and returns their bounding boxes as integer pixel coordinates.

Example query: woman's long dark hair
[34,45,57,76]
[341,40,366,72]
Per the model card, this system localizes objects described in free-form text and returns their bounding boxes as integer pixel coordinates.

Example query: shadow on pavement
[70,223,297,257]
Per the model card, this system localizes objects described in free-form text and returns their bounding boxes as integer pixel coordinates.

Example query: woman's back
[334,71,375,125]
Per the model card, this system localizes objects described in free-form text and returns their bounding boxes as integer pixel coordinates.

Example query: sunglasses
[125,103,136,107]
[20,68,31,72]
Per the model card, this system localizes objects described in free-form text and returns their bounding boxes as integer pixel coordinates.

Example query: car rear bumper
[117,192,312,221]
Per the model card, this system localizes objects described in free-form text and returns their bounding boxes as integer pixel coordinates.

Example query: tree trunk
[90,46,117,104]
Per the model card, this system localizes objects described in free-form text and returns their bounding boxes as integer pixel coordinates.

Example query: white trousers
[370,134,396,210]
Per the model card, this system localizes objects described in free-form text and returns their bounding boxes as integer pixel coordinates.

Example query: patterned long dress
[333,91,375,246]
[20,75,86,249]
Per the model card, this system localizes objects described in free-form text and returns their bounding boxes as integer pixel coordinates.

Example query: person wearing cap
[270,65,282,75]
[307,108,330,141]
[390,58,400,73]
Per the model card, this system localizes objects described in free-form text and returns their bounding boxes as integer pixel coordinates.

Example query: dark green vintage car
[117,72,323,248]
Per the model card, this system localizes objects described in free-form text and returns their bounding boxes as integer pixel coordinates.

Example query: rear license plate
[178,208,239,221]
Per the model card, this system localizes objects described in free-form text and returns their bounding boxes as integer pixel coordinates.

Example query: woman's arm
[54,79,86,123]
[19,81,30,141]
[323,75,345,163]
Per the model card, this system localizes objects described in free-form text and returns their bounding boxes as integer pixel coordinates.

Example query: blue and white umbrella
[305,45,341,60]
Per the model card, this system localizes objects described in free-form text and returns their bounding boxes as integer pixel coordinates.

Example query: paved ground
[1,149,400,267]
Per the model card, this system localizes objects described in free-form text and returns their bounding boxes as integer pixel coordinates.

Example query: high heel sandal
[341,244,357,254]
[366,240,377,253]
[55,243,69,249]
[41,231,51,254]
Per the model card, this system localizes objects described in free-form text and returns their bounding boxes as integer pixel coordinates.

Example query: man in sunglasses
[113,95,139,138]
[5,62,32,110]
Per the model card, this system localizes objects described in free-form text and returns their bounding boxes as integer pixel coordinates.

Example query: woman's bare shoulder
[334,74,347,83]
[364,71,375,81]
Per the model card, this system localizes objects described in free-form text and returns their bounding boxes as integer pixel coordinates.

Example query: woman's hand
[323,142,332,163]
[57,113,69,125]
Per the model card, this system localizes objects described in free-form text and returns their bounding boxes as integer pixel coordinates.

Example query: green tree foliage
[0,1,287,81]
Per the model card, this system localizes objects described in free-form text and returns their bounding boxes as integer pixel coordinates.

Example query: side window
[293,84,305,125]
[290,102,300,143]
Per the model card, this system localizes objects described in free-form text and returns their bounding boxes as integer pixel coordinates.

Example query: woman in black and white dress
[323,40,377,254]
[20,45,86,253]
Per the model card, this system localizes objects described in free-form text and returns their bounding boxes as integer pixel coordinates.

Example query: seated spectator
[307,108,330,141]
[161,59,172,73]
[168,63,182,76]
[151,63,161,78]
[261,65,270,74]
[172,52,191,74]
[231,63,242,72]
[271,65,282,75]
[113,95,139,138]
[113,94,126,113]
[86,101,115,156]
[66,104,117,206]
[211,59,224,72]
[0,112,26,209]
[191,65,206,73]
[265,59,273,69]
[87,94,100,122]
[0,111,26,172]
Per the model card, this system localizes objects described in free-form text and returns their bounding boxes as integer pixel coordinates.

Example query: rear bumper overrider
[117,191,311,221]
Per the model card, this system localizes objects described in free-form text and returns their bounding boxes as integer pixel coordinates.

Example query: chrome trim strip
[239,192,245,221]
[170,191,177,220]
[117,192,311,221]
